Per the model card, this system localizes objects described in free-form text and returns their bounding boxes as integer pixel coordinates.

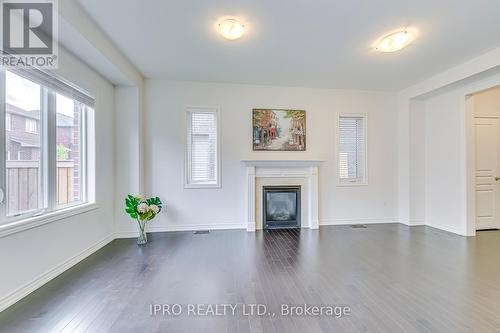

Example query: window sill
[0,203,98,238]
[184,183,221,189]
[337,181,368,187]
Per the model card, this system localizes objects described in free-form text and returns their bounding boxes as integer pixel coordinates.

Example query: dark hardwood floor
[1,224,500,333]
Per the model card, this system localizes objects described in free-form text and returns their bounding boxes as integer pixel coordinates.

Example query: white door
[475,117,500,230]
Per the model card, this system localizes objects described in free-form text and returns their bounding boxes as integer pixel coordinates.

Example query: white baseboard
[398,219,425,226]
[0,234,114,313]
[320,217,399,226]
[425,222,465,236]
[408,219,425,226]
[115,220,399,237]
[114,223,247,238]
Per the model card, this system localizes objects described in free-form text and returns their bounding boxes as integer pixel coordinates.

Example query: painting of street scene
[252,109,306,151]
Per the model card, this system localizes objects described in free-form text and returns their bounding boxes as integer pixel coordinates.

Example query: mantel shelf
[241,160,324,167]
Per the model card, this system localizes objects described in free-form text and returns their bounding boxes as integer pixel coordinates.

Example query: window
[1,69,95,221]
[56,93,87,206]
[5,113,11,131]
[25,118,37,133]
[338,114,367,185]
[4,71,44,216]
[185,107,220,188]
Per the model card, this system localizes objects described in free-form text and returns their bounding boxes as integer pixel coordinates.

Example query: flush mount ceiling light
[374,29,417,52]
[217,18,245,40]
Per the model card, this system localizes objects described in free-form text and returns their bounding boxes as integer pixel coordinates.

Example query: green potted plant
[125,195,163,245]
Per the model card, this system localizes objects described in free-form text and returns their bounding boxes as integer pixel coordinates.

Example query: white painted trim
[241,160,324,167]
[0,71,5,220]
[184,106,222,189]
[320,217,398,226]
[468,112,500,235]
[336,182,369,187]
[426,222,466,236]
[246,166,256,232]
[243,161,321,231]
[114,223,247,238]
[0,233,114,313]
[465,96,477,236]
[183,183,221,189]
[0,203,98,238]
[464,89,500,236]
[115,220,433,236]
[408,219,425,226]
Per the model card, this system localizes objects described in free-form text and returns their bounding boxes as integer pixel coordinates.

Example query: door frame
[465,87,500,236]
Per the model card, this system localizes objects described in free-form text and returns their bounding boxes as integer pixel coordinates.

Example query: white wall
[409,100,426,225]
[114,86,145,230]
[396,45,500,233]
[405,70,500,236]
[0,47,116,310]
[423,90,468,234]
[114,80,398,235]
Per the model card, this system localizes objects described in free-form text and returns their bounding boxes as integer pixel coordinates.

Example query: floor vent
[194,230,210,234]
[350,224,367,229]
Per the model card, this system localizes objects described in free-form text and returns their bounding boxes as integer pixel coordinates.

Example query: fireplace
[263,186,301,229]
[242,160,321,231]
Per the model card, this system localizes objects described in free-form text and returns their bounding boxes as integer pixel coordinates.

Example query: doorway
[474,117,500,230]
[471,88,500,231]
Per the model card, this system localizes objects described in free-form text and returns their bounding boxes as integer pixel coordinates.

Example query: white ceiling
[77,0,500,91]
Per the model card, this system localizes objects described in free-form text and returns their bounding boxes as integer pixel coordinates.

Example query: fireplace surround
[242,160,322,231]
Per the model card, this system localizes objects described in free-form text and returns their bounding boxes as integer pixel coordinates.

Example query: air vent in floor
[194,230,210,234]
[350,224,367,229]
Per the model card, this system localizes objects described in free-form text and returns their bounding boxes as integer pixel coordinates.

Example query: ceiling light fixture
[217,18,245,40]
[374,29,416,52]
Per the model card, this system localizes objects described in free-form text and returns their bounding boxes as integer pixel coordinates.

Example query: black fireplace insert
[263,186,301,229]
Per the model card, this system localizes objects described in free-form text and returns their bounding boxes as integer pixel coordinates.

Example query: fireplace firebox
[263,186,301,229]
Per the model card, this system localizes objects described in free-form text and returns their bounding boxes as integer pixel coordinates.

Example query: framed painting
[252,109,306,151]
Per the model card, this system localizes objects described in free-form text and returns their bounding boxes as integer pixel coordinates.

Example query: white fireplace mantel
[241,160,323,167]
[242,160,323,232]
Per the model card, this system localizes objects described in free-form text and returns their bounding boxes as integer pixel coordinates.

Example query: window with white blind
[185,107,220,188]
[338,114,367,185]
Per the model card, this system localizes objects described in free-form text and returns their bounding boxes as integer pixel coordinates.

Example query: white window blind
[186,108,219,188]
[338,115,366,184]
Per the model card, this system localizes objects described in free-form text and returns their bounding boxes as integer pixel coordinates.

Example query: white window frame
[336,112,368,186]
[0,69,96,232]
[184,106,221,189]
[25,118,37,134]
